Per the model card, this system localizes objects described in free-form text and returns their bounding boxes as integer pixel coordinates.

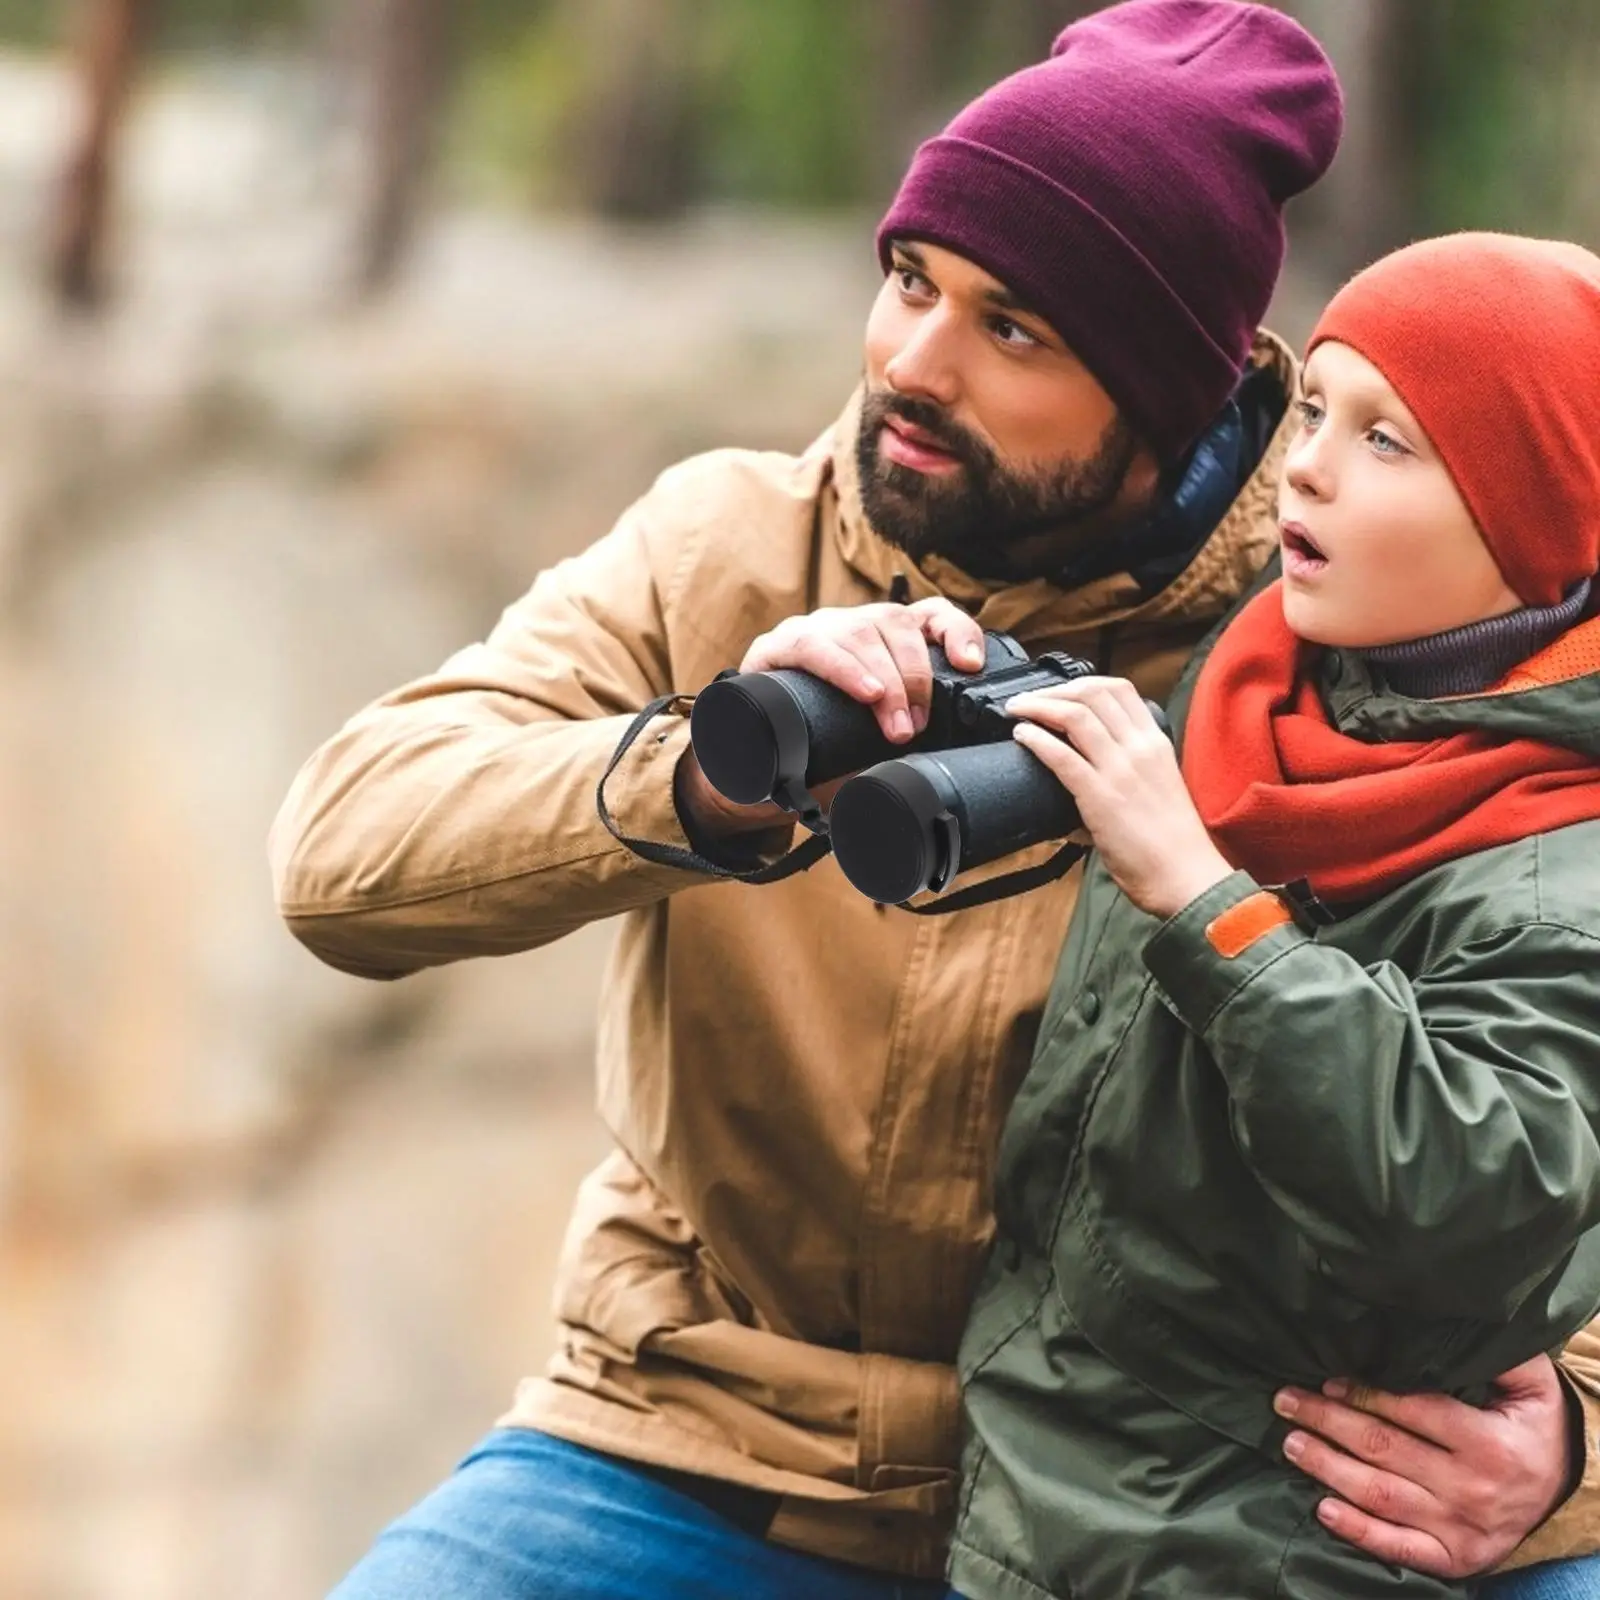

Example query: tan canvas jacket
[271,337,1600,1580]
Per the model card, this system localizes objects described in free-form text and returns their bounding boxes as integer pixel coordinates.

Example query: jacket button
[1079,989,1101,1024]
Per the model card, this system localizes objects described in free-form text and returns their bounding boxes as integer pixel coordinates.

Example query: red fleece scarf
[1181,583,1600,902]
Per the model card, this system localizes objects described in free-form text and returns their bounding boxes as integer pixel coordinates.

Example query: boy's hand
[1007,676,1231,919]
[1273,1356,1572,1578]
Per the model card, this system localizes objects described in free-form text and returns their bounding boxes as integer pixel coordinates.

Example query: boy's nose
[1284,432,1333,501]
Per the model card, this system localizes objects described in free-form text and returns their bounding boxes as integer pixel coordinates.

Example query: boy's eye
[1294,398,1324,429]
[895,265,933,297]
[1366,426,1411,457]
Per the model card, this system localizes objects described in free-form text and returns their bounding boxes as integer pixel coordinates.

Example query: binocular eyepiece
[689,629,1168,904]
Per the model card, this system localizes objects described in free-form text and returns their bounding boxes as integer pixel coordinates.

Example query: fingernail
[1323,1378,1350,1400]
[911,706,928,733]
[862,676,884,697]
[891,710,913,740]
[1316,1500,1342,1529]
[964,645,984,667]
[1283,1433,1306,1462]
[1273,1391,1299,1419]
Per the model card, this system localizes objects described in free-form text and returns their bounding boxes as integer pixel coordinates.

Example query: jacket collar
[1322,618,1600,759]
[823,330,1298,651]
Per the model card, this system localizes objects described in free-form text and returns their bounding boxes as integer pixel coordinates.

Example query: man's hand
[676,597,983,843]
[741,598,985,742]
[1273,1357,1572,1579]
[1006,676,1232,919]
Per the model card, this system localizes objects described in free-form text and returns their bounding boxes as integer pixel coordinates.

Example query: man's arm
[270,455,984,982]
[1271,1325,1600,1578]
[270,472,748,980]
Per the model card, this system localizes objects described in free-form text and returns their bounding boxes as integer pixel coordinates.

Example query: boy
[953,234,1600,1600]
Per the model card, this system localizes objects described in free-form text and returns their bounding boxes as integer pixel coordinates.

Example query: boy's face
[857,241,1160,581]
[1276,341,1522,649]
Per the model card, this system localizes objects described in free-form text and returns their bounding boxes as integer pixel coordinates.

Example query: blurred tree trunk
[562,0,699,220]
[49,0,153,310]
[865,0,939,200]
[1284,0,1429,283]
[350,0,453,295]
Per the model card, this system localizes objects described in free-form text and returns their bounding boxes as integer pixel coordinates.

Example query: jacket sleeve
[1142,872,1600,1318]
[270,468,763,980]
[1499,1320,1600,1570]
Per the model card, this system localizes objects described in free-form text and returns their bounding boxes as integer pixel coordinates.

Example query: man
[272,4,1600,1597]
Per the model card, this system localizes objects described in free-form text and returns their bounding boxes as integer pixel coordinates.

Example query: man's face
[859,240,1159,582]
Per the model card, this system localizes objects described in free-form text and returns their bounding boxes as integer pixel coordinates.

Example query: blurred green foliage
[1,0,1065,211]
[452,0,1062,210]
[4,0,1599,240]
[0,0,56,45]
[0,0,312,49]
[698,0,877,206]
[1410,0,1600,240]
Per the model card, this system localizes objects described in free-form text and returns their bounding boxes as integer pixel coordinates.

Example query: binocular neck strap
[899,841,1088,915]
[596,694,832,885]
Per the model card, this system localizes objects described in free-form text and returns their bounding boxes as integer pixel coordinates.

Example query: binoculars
[689,630,1167,904]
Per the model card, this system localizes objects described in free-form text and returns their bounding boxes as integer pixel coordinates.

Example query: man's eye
[992,317,1041,349]
[1294,398,1324,430]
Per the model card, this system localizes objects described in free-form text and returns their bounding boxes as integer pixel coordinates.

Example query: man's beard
[855,386,1147,583]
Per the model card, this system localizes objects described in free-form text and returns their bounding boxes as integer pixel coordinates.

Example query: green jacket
[952,642,1600,1600]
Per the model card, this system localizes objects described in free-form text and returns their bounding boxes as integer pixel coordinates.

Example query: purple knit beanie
[877,0,1343,462]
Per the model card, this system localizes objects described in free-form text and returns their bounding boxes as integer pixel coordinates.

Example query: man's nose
[883,311,962,409]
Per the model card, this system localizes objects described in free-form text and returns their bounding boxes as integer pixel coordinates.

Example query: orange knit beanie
[1307,232,1600,605]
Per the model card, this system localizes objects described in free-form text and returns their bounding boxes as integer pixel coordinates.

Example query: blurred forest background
[0,4,1595,1598]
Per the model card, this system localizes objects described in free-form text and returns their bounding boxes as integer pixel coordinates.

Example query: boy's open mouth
[1281,522,1328,571]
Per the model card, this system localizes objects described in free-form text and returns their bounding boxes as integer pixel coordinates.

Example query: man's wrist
[672,750,793,863]
[1553,1365,1589,1513]
[1493,1366,1597,1573]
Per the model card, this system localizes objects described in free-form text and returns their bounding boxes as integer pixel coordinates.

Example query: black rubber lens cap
[830,764,945,904]
[690,679,782,805]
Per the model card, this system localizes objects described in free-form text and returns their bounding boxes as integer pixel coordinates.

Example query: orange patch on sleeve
[1205,892,1293,959]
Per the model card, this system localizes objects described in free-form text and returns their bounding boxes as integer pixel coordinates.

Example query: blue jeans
[1482,1554,1600,1600]
[328,1428,961,1600]
[327,1426,1597,1600]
